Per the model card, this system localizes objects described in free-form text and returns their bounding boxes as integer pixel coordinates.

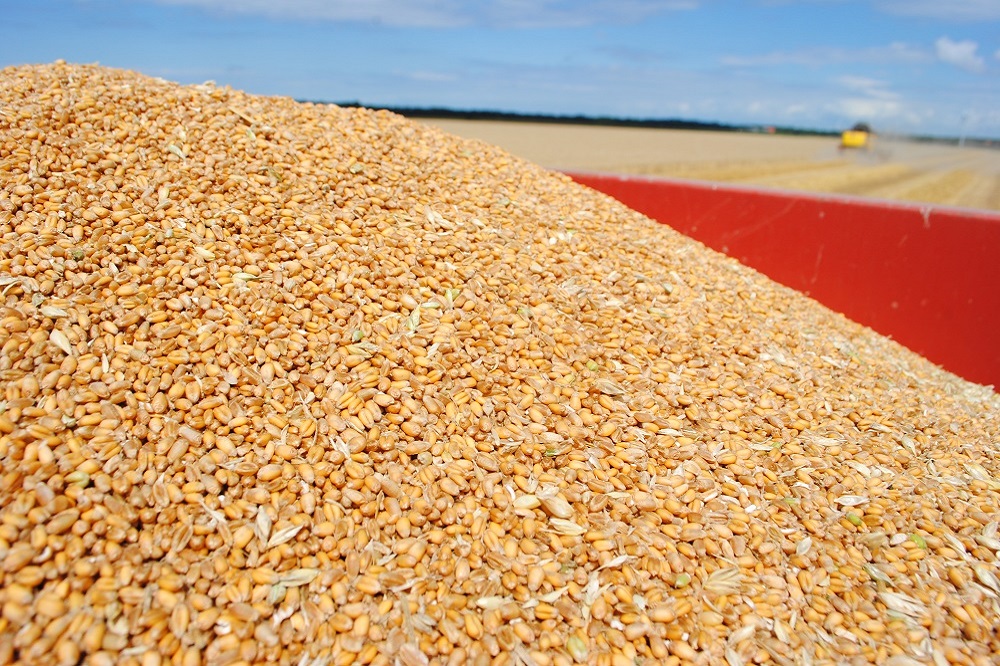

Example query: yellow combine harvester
[840,122,872,149]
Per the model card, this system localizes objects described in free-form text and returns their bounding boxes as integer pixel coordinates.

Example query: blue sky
[2,1,999,138]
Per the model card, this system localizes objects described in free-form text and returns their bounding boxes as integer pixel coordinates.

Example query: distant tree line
[338,104,753,133]
[309,101,838,137]
[302,101,997,147]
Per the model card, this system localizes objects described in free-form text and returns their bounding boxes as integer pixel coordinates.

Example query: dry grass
[424,119,1000,212]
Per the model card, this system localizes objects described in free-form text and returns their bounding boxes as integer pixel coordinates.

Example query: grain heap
[1,62,999,666]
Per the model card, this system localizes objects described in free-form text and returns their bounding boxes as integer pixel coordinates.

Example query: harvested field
[1,63,1000,666]
[424,120,1000,212]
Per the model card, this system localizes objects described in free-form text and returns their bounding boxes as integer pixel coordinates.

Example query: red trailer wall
[565,172,1000,389]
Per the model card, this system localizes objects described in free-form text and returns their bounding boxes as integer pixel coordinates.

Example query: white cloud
[836,75,899,101]
[836,97,901,121]
[145,0,466,27]
[825,75,932,129]
[935,37,985,72]
[721,42,927,67]
[143,0,697,28]
[487,0,698,28]
[877,0,1000,22]
[401,70,458,83]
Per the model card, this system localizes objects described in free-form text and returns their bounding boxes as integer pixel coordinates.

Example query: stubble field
[423,120,1000,212]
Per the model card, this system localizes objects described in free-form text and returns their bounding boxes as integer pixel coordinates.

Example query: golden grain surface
[1,63,999,666]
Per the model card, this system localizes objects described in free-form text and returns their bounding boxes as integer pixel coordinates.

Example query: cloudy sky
[3,0,999,137]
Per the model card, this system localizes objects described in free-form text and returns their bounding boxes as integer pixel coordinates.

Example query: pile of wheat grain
[1,63,998,666]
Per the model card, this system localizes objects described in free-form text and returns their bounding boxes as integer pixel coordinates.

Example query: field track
[423,120,1000,212]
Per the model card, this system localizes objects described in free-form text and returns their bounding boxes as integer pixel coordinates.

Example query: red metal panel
[565,171,1000,389]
